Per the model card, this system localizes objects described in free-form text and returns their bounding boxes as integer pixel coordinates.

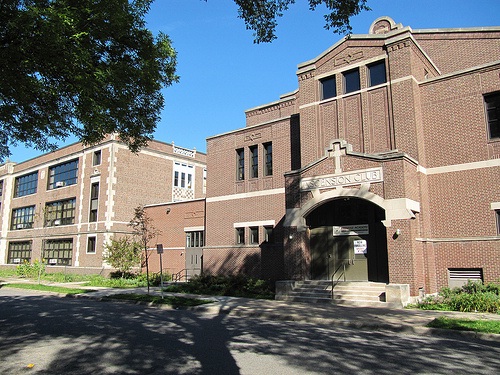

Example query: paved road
[1,288,499,375]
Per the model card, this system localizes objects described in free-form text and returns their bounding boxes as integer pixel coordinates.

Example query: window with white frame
[89,182,99,222]
[173,162,195,201]
[43,239,73,266]
[236,227,245,244]
[14,171,38,197]
[45,198,76,226]
[87,236,96,254]
[7,241,32,264]
[250,227,259,244]
[186,231,204,248]
[11,205,36,230]
[48,159,78,189]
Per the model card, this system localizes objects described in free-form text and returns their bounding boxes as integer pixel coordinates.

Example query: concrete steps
[276,280,391,307]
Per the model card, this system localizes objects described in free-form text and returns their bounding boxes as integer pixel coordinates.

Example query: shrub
[414,280,500,313]
[164,274,275,299]
[16,260,46,279]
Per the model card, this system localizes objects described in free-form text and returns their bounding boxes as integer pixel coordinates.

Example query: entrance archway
[306,197,389,282]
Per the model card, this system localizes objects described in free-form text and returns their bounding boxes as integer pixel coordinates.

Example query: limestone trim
[284,187,420,229]
[233,220,275,228]
[184,226,205,232]
[491,202,500,210]
[206,188,285,203]
[419,158,500,175]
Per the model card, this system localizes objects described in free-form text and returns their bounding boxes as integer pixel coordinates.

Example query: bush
[415,281,500,313]
[164,274,275,299]
[16,260,46,279]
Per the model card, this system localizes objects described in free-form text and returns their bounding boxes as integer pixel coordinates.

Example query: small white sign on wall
[354,240,368,254]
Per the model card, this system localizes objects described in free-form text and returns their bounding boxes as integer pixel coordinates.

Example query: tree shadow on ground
[0,293,499,374]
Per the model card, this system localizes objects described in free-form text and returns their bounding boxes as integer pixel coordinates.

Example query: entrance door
[307,197,388,282]
[185,248,203,279]
[332,234,368,281]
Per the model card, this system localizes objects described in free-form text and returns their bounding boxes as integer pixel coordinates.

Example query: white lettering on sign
[300,168,383,191]
[333,224,369,236]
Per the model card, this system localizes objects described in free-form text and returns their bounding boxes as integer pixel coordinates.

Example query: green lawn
[4,283,90,295]
[427,316,500,334]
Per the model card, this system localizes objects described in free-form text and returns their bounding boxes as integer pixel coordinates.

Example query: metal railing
[331,261,347,299]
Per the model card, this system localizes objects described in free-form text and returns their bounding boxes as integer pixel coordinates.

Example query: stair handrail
[172,269,189,283]
[331,261,346,299]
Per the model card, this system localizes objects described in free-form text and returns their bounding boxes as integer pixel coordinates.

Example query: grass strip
[4,283,90,295]
[427,316,500,334]
[107,293,213,308]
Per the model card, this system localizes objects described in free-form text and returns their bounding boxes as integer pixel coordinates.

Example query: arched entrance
[306,197,389,282]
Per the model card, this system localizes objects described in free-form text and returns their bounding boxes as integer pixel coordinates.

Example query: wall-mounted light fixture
[166,207,171,214]
[395,229,401,236]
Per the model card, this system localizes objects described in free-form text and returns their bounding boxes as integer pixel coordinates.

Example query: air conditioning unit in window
[13,258,21,264]
[54,219,61,226]
[48,259,57,265]
[16,223,27,229]
[55,181,65,188]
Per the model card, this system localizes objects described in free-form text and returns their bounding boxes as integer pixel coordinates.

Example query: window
[45,198,76,226]
[320,76,337,100]
[264,226,274,243]
[264,142,273,176]
[43,239,73,266]
[236,227,245,244]
[93,150,102,166]
[496,210,500,235]
[87,236,96,254]
[89,183,99,222]
[11,206,36,230]
[0,179,3,197]
[250,227,259,244]
[368,60,387,87]
[236,148,245,181]
[48,159,78,189]
[250,145,258,178]
[173,163,194,189]
[186,231,204,248]
[7,241,32,264]
[14,172,38,197]
[343,68,360,94]
[485,92,500,139]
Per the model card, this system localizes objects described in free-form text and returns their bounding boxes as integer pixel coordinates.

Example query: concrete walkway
[2,278,500,342]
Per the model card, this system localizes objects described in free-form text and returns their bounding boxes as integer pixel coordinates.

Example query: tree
[129,205,160,293]
[103,236,142,278]
[231,0,370,43]
[0,0,178,161]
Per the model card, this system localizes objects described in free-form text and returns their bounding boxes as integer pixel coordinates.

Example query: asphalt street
[1,288,499,375]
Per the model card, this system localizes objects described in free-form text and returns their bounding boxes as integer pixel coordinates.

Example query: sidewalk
[3,278,500,342]
[74,284,500,342]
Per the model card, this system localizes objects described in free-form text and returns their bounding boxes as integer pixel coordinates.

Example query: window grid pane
[89,183,99,222]
[48,159,79,189]
[237,149,245,180]
[7,241,32,264]
[87,237,96,253]
[264,142,273,176]
[45,198,76,226]
[250,146,258,178]
[14,172,38,197]
[43,239,73,266]
[11,205,36,230]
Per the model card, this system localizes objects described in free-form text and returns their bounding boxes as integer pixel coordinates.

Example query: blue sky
[8,0,500,162]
